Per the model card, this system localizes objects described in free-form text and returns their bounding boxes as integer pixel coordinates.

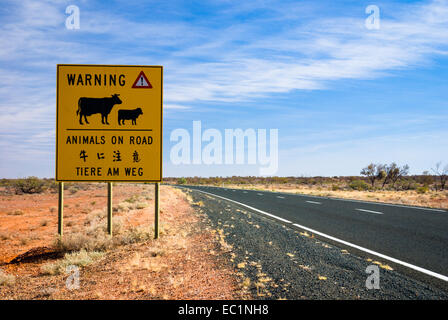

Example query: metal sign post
[155,183,159,239]
[107,182,113,235]
[58,182,64,237]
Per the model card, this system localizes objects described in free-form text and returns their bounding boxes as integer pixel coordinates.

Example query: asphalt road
[179,185,448,284]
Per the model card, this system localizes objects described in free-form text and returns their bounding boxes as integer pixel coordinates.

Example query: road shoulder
[183,187,448,299]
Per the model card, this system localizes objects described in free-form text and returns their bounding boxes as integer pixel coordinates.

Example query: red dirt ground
[0,184,244,299]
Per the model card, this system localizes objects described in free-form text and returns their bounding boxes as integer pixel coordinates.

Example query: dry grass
[119,226,152,245]
[0,269,15,286]
[0,232,11,240]
[49,191,154,258]
[113,200,148,212]
[41,249,105,275]
[7,210,24,216]
[0,185,241,300]
[55,232,114,252]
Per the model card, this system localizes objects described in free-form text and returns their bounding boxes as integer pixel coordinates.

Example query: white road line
[257,193,263,196]
[203,185,446,213]
[291,222,448,282]
[330,197,446,213]
[190,189,292,224]
[306,200,321,205]
[180,186,448,282]
[356,208,383,215]
[243,191,248,193]
[277,196,285,199]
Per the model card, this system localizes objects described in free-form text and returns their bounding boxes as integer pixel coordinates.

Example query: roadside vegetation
[168,161,448,192]
[166,162,448,209]
[41,250,105,275]
[41,197,154,276]
[0,184,240,299]
[0,269,15,286]
[0,177,99,195]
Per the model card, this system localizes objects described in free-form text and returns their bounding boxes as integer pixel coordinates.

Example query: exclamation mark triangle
[132,71,153,88]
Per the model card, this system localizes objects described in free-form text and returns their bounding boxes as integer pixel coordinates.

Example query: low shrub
[124,196,138,204]
[8,210,24,216]
[0,232,11,240]
[119,227,152,245]
[55,232,113,253]
[46,181,59,193]
[41,249,105,275]
[416,186,429,194]
[331,184,340,191]
[135,202,149,209]
[348,180,370,191]
[0,269,15,286]
[13,176,46,194]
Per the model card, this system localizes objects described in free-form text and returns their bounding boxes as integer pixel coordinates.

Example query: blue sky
[0,0,447,178]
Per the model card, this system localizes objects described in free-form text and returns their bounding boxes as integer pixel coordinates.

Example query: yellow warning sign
[56,64,162,182]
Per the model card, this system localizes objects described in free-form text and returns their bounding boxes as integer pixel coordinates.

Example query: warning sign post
[56,65,162,182]
[56,64,163,238]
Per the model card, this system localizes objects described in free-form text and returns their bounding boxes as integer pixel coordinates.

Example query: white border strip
[306,200,322,205]
[182,186,448,282]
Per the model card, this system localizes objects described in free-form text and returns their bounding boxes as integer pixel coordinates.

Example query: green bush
[331,184,340,191]
[46,180,59,193]
[13,176,46,194]
[416,186,429,194]
[349,180,370,191]
[177,177,187,185]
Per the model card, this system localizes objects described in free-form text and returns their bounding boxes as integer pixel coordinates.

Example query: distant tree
[390,164,409,188]
[431,162,448,190]
[378,165,387,181]
[381,163,409,189]
[360,163,385,187]
[381,163,395,188]
[419,171,433,186]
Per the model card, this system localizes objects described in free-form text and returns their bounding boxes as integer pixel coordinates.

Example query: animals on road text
[77,94,122,125]
[118,108,143,125]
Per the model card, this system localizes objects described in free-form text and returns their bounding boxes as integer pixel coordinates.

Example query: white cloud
[164,104,191,110]
[2,0,448,104]
[1,0,448,177]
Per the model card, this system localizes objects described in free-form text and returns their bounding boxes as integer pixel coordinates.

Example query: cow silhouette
[118,108,143,125]
[77,94,122,125]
